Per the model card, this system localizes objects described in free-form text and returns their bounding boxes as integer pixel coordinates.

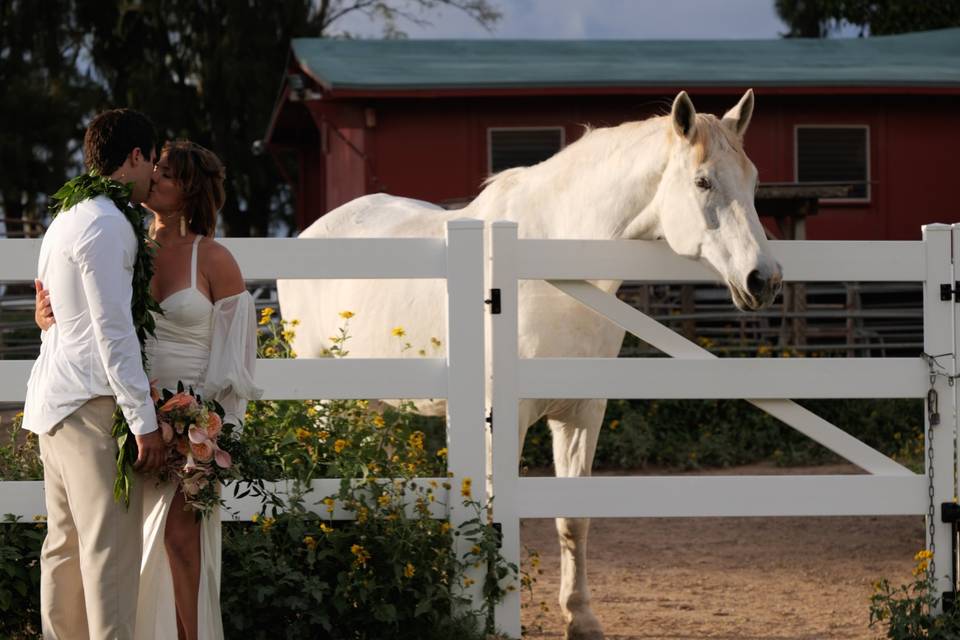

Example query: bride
[35,139,261,639]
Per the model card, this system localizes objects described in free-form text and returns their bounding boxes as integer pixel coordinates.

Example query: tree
[65,0,500,236]
[0,0,104,236]
[775,0,960,38]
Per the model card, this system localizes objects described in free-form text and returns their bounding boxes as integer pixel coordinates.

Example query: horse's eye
[695,176,712,191]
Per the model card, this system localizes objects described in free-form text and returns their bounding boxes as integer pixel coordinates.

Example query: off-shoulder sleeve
[202,291,263,426]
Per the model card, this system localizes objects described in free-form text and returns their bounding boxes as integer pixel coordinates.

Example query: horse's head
[653,90,782,310]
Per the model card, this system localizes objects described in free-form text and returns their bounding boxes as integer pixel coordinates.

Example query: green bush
[0,515,43,639]
[870,550,960,639]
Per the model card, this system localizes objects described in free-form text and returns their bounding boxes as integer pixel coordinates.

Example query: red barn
[264,29,960,240]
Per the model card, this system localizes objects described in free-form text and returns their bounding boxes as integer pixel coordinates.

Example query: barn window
[488,127,564,174]
[794,125,870,201]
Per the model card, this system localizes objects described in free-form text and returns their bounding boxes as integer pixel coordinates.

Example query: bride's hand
[34,279,55,330]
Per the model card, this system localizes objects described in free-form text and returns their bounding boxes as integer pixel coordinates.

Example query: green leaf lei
[50,172,162,506]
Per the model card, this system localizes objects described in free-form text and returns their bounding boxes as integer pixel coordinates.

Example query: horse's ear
[671,91,697,141]
[722,89,754,138]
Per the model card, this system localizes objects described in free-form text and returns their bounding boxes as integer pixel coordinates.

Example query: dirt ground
[518,463,923,640]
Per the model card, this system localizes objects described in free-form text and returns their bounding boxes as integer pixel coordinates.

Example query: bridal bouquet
[154,383,236,516]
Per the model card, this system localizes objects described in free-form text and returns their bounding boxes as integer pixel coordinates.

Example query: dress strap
[190,235,201,289]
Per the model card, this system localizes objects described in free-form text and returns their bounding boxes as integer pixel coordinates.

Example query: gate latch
[940,282,960,302]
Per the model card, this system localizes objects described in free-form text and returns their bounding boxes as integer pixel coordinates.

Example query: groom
[23,109,166,639]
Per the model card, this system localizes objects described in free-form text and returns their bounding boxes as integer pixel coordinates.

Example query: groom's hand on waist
[133,430,165,473]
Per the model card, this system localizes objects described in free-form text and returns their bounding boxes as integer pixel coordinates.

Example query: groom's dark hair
[83,109,157,176]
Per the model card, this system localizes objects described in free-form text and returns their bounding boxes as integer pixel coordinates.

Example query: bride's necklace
[50,172,162,507]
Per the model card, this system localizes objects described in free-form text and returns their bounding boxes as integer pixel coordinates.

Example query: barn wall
[301,91,959,240]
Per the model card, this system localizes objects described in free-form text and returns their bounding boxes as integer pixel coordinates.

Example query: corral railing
[0,219,490,607]
[488,222,957,635]
[0,221,956,636]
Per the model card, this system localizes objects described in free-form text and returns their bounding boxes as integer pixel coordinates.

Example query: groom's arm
[74,214,158,438]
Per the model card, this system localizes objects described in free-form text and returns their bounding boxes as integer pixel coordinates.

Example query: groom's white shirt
[23,195,157,436]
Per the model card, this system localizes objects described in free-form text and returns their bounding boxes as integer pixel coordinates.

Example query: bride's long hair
[160,140,226,237]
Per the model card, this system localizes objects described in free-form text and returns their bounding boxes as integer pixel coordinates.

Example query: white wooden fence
[1,220,957,637]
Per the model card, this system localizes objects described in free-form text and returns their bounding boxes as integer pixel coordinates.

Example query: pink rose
[191,440,214,463]
[159,392,198,415]
[206,412,222,438]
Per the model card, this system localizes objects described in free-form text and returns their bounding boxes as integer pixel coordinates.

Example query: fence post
[444,219,487,613]
[490,221,522,637]
[922,223,956,613]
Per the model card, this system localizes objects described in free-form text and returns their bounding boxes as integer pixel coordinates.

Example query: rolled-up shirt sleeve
[74,215,157,435]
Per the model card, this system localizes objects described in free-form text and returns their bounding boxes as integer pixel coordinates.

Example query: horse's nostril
[746,270,765,298]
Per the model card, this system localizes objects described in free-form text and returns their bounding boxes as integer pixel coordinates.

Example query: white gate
[488,222,958,636]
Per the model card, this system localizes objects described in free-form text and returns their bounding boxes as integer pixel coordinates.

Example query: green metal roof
[291,28,960,92]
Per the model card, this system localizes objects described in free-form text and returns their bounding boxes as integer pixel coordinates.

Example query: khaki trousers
[39,396,144,640]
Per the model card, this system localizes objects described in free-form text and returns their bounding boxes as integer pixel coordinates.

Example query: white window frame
[793,124,871,203]
[487,126,566,176]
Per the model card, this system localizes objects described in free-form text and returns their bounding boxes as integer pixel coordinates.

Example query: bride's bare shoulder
[198,237,244,300]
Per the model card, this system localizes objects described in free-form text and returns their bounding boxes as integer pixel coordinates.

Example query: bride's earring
[179,215,187,237]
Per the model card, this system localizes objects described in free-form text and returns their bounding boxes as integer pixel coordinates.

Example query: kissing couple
[24,108,262,639]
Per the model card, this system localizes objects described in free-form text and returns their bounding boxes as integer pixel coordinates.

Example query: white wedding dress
[136,235,261,639]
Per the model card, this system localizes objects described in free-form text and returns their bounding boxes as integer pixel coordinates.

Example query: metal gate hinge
[485,408,493,431]
[940,282,960,302]
[485,288,501,314]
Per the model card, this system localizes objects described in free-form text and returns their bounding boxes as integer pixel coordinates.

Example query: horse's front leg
[548,399,606,640]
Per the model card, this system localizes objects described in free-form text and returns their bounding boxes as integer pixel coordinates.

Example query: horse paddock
[520,463,921,639]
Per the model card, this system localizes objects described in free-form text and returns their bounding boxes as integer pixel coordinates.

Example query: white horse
[278,90,781,639]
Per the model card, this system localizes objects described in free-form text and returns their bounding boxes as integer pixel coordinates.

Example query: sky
[333,0,859,40]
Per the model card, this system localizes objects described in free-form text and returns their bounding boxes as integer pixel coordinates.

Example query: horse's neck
[462,117,670,241]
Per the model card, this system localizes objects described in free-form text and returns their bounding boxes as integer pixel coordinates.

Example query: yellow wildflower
[323,497,335,514]
[609,419,620,431]
[258,307,275,325]
[463,577,475,587]
[306,406,318,417]
[295,428,311,442]
[378,494,391,507]
[404,563,416,578]
[436,448,448,458]
[440,522,451,534]
[430,337,442,347]
[260,517,275,531]
[408,431,424,450]
[339,310,355,319]
[264,346,277,357]
[461,477,472,499]
[334,439,348,454]
[351,544,371,567]
[391,326,405,338]
[470,545,481,555]
[320,523,333,534]
[290,319,300,326]
[317,430,329,440]
[372,415,385,428]
[282,330,295,342]
[251,514,259,523]
[303,536,316,550]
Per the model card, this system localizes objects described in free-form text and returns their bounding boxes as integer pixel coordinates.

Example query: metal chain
[923,353,957,577]
[922,352,959,581]
[928,371,938,580]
